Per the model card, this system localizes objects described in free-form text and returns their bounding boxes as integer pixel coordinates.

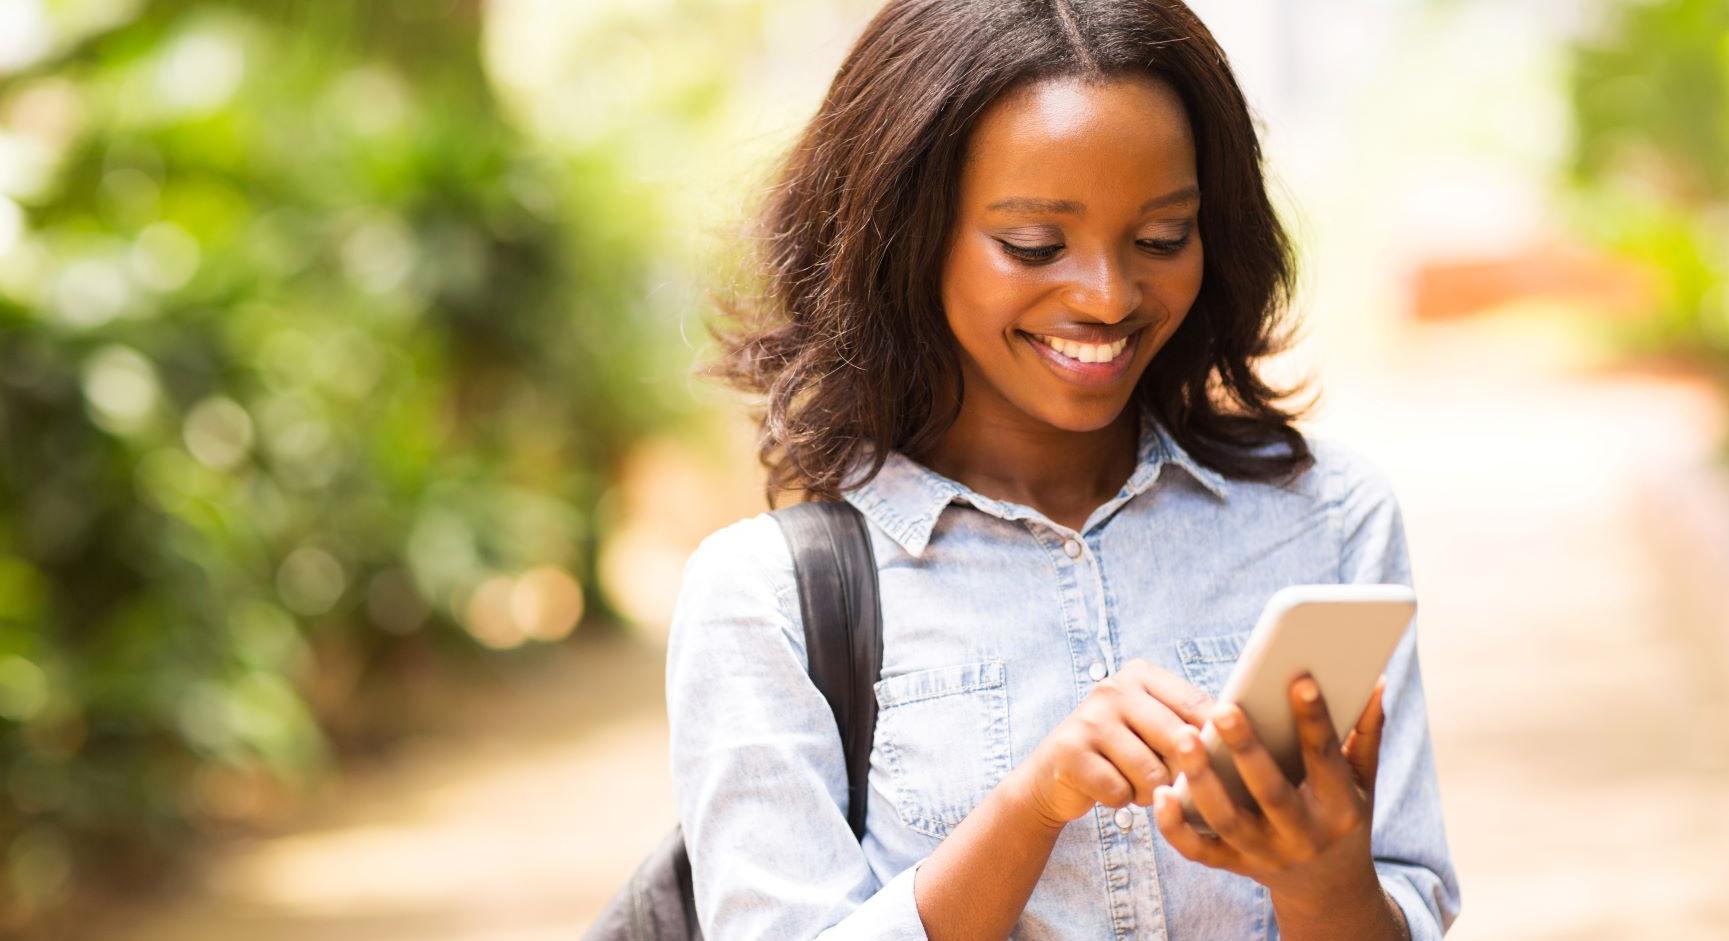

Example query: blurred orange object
[1408,242,1661,321]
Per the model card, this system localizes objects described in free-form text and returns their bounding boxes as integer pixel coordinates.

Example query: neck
[916,401,1141,520]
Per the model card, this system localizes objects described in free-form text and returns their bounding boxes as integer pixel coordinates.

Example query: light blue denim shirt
[665,407,1461,939]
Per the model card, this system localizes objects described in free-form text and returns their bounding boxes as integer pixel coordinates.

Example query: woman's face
[941,73,1204,433]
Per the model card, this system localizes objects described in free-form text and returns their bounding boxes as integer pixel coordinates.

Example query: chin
[1024,395,1136,435]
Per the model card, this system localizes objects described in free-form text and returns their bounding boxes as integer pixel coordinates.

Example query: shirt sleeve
[1333,450,1464,940]
[665,514,932,941]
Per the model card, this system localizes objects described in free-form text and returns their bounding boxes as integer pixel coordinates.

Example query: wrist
[1001,763,1068,835]
[1269,859,1383,923]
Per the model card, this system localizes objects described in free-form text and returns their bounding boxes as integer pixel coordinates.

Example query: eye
[997,241,1062,262]
[994,232,1194,264]
[1137,234,1191,256]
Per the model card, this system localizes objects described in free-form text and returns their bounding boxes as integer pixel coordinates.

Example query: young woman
[665,1,1461,938]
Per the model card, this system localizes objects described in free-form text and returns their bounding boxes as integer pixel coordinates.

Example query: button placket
[1058,534,1115,678]
[1073,537,1117,676]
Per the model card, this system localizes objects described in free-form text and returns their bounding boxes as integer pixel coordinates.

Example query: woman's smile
[1018,327,1142,388]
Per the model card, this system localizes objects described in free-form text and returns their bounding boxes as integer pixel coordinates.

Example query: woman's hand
[1012,659,1217,831]
[1150,673,1389,910]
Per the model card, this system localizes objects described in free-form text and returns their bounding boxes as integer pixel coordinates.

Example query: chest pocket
[1175,629,1255,700]
[1169,630,1286,937]
[872,659,1010,840]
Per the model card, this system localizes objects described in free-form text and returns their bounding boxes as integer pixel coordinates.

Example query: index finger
[1116,659,1214,727]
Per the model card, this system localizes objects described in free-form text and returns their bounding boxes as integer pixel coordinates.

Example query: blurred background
[0,0,1723,938]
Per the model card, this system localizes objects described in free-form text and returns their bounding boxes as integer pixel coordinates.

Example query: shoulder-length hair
[702,0,1315,506]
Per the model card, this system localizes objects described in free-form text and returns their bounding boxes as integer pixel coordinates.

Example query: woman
[666,1,1461,938]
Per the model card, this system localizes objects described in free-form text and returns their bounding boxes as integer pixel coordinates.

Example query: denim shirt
[665,407,1462,940]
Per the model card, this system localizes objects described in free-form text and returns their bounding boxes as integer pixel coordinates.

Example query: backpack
[583,500,884,940]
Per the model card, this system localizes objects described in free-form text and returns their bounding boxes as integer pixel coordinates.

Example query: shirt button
[1063,539,1082,558]
[1088,661,1108,682]
[1115,807,1134,830]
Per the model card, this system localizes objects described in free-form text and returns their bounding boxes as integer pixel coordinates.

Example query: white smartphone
[1172,583,1416,837]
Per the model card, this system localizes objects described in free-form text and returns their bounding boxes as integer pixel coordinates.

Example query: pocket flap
[875,659,1006,708]
[1177,630,1253,666]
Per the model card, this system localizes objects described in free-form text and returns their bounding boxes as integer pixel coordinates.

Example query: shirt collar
[842,408,1229,558]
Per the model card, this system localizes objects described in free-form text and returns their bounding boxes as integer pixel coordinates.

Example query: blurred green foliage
[0,0,687,922]
[1567,0,1729,369]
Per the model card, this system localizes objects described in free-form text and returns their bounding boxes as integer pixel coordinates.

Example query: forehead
[958,74,1196,204]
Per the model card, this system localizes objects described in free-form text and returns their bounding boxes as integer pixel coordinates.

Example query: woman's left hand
[1151,672,1387,907]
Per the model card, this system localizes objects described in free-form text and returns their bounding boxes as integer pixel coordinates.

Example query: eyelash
[998,234,1192,263]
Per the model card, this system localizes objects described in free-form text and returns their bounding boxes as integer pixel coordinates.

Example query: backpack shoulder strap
[769,499,882,841]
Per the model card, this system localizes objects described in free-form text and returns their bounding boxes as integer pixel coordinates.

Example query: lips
[1019,327,1142,388]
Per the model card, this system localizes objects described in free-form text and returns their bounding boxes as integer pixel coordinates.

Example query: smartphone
[1171,583,1416,837]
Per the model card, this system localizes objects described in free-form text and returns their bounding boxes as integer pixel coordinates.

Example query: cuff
[1378,868,1445,941]
[818,856,931,941]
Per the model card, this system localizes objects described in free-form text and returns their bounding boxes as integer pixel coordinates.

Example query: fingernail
[1216,709,1239,732]
[1298,678,1319,703]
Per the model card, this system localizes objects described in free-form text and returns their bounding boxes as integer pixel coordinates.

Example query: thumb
[1341,675,1387,796]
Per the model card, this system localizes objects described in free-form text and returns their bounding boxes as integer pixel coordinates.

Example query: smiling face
[940,72,1204,434]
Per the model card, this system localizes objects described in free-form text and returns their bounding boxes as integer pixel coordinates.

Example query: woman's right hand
[1011,658,1217,830]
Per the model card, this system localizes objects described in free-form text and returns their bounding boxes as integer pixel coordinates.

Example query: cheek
[1162,238,1205,311]
[942,239,1039,342]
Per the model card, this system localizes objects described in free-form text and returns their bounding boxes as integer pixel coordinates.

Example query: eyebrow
[985,185,1201,215]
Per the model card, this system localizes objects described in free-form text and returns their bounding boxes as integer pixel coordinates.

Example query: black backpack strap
[586,502,881,941]
[770,500,882,841]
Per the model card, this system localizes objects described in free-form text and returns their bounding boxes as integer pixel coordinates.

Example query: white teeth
[1035,334,1129,364]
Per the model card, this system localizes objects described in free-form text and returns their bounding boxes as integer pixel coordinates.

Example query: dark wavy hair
[702,0,1316,506]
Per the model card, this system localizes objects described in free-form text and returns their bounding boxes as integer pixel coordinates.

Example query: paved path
[82,314,1729,940]
[76,633,679,941]
[1314,318,1729,940]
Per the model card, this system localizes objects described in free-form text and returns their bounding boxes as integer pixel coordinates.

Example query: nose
[1058,245,1143,321]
